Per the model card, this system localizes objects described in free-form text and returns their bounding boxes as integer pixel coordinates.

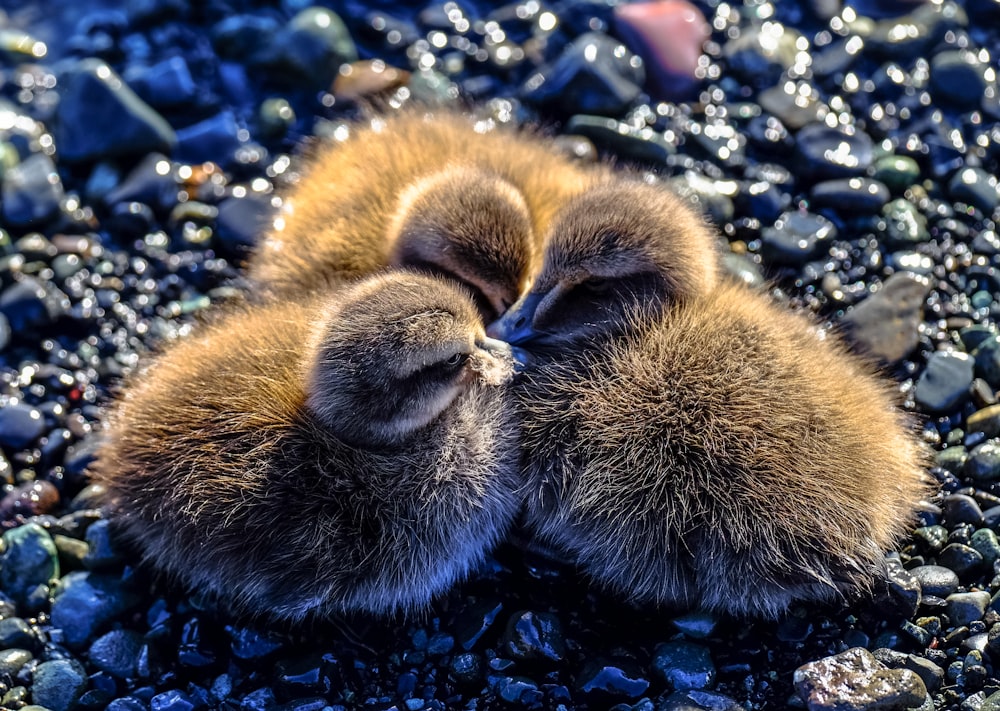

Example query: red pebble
[613,0,710,100]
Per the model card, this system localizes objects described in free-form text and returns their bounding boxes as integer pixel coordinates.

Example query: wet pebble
[880,199,928,245]
[0,403,47,450]
[651,641,715,691]
[972,336,1000,389]
[810,177,889,214]
[31,659,88,711]
[612,0,708,99]
[965,440,1000,482]
[794,124,874,180]
[948,167,1000,215]
[0,617,36,648]
[89,629,143,679]
[214,194,273,252]
[260,7,357,89]
[872,155,921,194]
[503,610,565,662]
[946,591,991,627]
[930,50,991,110]
[521,32,644,116]
[53,58,176,163]
[0,277,69,333]
[910,565,959,597]
[759,210,836,265]
[565,115,674,164]
[942,494,984,527]
[841,272,929,364]
[793,647,928,711]
[937,543,984,578]
[2,153,65,228]
[0,523,58,606]
[0,648,32,678]
[576,659,649,699]
[721,23,800,86]
[913,351,973,413]
[50,572,137,648]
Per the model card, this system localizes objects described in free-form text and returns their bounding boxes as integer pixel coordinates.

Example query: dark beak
[486,291,544,345]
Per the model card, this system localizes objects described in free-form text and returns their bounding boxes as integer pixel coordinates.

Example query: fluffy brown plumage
[247,112,606,315]
[90,272,521,620]
[489,182,932,617]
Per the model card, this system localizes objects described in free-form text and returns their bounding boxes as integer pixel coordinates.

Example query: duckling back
[518,280,932,618]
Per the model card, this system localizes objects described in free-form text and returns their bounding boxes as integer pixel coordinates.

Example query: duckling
[489,188,932,618]
[90,272,522,620]
[488,178,721,347]
[247,111,606,315]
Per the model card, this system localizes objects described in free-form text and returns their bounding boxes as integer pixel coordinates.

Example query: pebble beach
[0,0,998,709]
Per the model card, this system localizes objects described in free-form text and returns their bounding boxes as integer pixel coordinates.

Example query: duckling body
[516,281,931,617]
[91,273,521,620]
[489,182,931,617]
[248,112,606,314]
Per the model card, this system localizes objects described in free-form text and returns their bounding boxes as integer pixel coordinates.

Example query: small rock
[793,647,927,711]
[576,659,649,699]
[937,543,984,578]
[0,617,35,648]
[942,494,985,526]
[914,351,973,414]
[947,591,991,627]
[660,689,743,710]
[174,111,243,166]
[214,193,274,252]
[260,7,357,89]
[884,558,921,617]
[965,440,1000,482]
[972,336,1000,388]
[89,629,143,679]
[612,0,709,99]
[872,155,921,194]
[0,277,69,333]
[2,153,65,228]
[0,648,32,678]
[881,198,929,244]
[332,60,409,103]
[0,404,47,450]
[31,659,88,711]
[967,405,1000,438]
[671,612,718,639]
[930,50,990,110]
[970,528,1000,566]
[910,565,959,597]
[841,272,929,364]
[949,167,1000,215]
[53,58,176,163]
[811,178,890,214]
[503,610,565,662]
[722,23,800,86]
[521,32,644,116]
[83,519,124,570]
[794,124,874,180]
[126,56,198,109]
[0,523,59,606]
[565,115,674,164]
[760,210,836,265]
[50,572,138,648]
[651,641,716,691]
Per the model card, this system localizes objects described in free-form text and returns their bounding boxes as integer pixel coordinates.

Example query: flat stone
[946,591,991,627]
[910,565,959,597]
[0,523,59,606]
[968,405,1000,438]
[1,153,65,228]
[793,647,928,711]
[0,403,46,450]
[914,351,973,414]
[965,440,1000,482]
[31,659,88,711]
[794,124,875,181]
[651,641,716,691]
[760,210,837,265]
[841,272,930,363]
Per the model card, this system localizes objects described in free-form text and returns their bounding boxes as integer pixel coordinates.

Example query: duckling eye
[442,352,469,371]
[583,278,613,295]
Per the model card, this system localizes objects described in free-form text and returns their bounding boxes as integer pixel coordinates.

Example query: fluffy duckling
[247,112,607,315]
[490,189,931,618]
[90,272,522,620]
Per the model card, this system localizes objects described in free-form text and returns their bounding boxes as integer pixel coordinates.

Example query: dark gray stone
[0,523,59,606]
[949,167,1000,214]
[841,272,930,364]
[31,659,88,711]
[0,403,47,449]
[2,153,64,227]
[565,115,674,164]
[794,124,874,180]
[651,641,716,691]
[793,647,927,711]
[914,351,973,414]
[910,565,959,597]
[88,629,143,679]
[214,193,274,252]
[930,50,990,110]
[965,440,1000,482]
[946,591,991,627]
[972,336,1000,388]
[811,178,890,214]
[50,572,138,649]
[760,210,836,265]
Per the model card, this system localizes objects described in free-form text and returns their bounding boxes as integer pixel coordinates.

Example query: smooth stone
[0,277,69,333]
[174,111,243,166]
[89,629,143,679]
[884,558,921,617]
[811,177,890,214]
[872,155,921,194]
[576,659,649,699]
[0,403,46,450]
[760,210,836,265]
[947,591,991,627]
[948,167,1000,215]
[936,543,984,577]
[83,519,124,571]
[741,180,788,221]
[214,193,274,252]
[942,494,984,526]
[758,83,826,130]
[565,115,674,164]
[126,56,198,109]
[881,198,928,244]
[968,405,1000,438]
[426,632,454,656]
[793,648,927,711]
[258,7,357,89]
[521,32,644,116]
[0,617,35,648]
[102,153,177,211]
[0,523,59,606]
[669,171,735,224]
[612,0,709,100]
[961,325,996,352]
[930,50,990,110]
[332,60,409,103]
[503,610,565,662]
[965,440,1000,482]
[913,351,973,414]
[841,272,929,364]
[970,528,1000,566]
[912,526,948,553]
[1,153,65,227]
[651,641,716,691]
[983,691,1000,711]
[794,124,874,180]
[0,648,31,677]
[211,14,281,61]
[0,480,59,520]
[911,565,959,597]
[31,659,88,711]
[721,23,800,86]
[50,572,137,648]
[660,689,742,710]
[53,58,176,163]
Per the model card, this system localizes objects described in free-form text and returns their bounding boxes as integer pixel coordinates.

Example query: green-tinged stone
[971,529,1000,566]
[935,446,968,474]
[873,155,920,194]
[0,523,59,606]
[968,405,1000,438]
[881,198,928,244]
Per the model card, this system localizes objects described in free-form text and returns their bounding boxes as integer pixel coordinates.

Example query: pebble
[872,155,921,194]
[2,153,65,228]
[0,617,35,648]
[576,659,649,699]
[612,0,709,100]
[810,177,890,214]
[0,523,59,606]
[0,277,68,333]
[913,351,974,414]
[880,198,928,245]
[213,193,274,252]
[972,337,1000,389]
[970,528,1000,566]
[521,32,644,116]
[50,572,137,648]
[929,50,991,110]
[759,210,836,265]
[269,7,357,89]
[0,648,32,678]
[910,565,959,597]
[565,115,674,164]
[31,659,89,711]
[503,610,565,662]
[794,124,874,180]
[942,494,984,527]
[964,440,1000,482]
[722,24,800,86]
[793,647,928,711]
[0,403,47,450]
[841,272,929,364]
[937,543,984,578]
[948,168,1000,215]
[946,591,991,627]
[174,111,243,166]
[89,629,144,679]
[53,58,176,163]
[651,641,715,691]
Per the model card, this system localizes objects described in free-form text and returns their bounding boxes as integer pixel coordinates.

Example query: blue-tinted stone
[53,59,176,163]
[914,351,973,413]
[521,32,644,116]
[0,648,31,677]
[760,210,836,265]
[102,153,176,210]
[503,610,565,662]
[174,111,243,166]
[0,523,58,605]
[211,15,281,61]
[911,565,959,597]
[811,178,890,214]
[32,659,89,711]
[937,543,984,577]
[947,591,991,627]
[930,50,990,110]
[565,115,674,164]
[127,56,198,109]
[2,153,64,227]
[721,24,799,86]
[949,168,1000,215]
[257,8,357,89]
[0,403,46,449]
[841,272,929,364]
[0,277,68,333]
[671,612,718,639]
[227,626,284,660]
[577,659,649,698]
[150,689,196,711]
[794,124,874,180]
[89,629,143,679]
[651,641,716,691]
[965,440,1000,482]
[0,617,35,648]
[50,572,138,648]
[942,494,984,526]
[214,193,273,252]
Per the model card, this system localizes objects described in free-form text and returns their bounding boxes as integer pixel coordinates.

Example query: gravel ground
[0,0,999,709]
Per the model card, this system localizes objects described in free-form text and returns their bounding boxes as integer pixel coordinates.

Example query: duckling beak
[486,291,544,345]
[470,336,519,385]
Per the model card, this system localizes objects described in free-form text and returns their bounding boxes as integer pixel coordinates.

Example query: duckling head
[487,180,718,348]
[306,272,520,447]
[387,166,535,322]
